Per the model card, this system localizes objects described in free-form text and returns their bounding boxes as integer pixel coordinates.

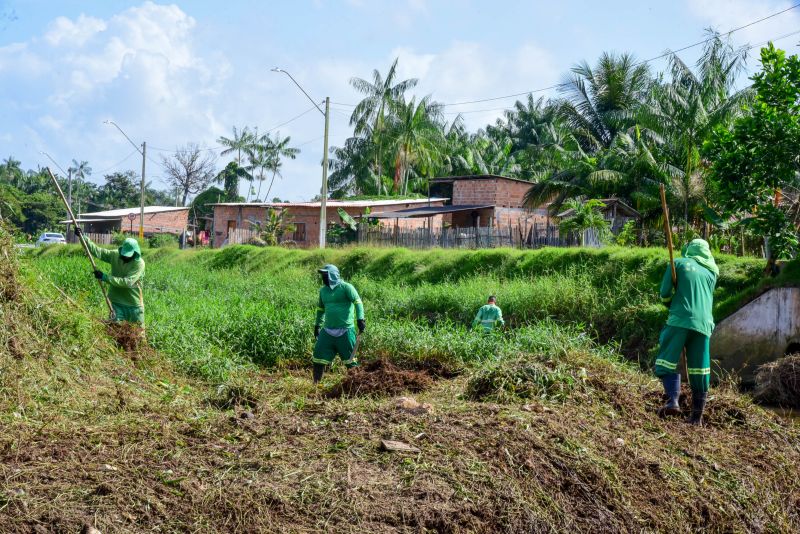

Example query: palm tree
[350,58,419,180]
[328,135,382,197]
[559,52,652,151]
[246,143,271,202]
[558,198,611,246]
[641,32,750,232]
[218,126,253,166]
[386,96,444,195]
[69,159,92,182]
[262,132,300,202]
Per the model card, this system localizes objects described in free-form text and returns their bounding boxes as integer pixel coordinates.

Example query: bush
[149,233,178,249]
[112,232,146,249]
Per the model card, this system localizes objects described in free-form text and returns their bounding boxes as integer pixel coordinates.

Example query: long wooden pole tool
[46,167,115,319]
[659,184,686,380]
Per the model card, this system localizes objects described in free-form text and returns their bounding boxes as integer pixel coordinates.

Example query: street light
[104,120,146,239]
[271,67,330,249]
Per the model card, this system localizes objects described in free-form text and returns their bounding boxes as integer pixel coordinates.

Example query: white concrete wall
[711,287,800,382]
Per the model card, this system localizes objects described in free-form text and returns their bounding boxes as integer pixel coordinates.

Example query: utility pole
[140,142,146,239]
[320,96,330,248]
[270,67,329,248]
[104,121,146,240]
[66,167,73,237]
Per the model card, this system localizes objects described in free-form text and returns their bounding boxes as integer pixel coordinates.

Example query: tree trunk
[393,158,402,194]
[256,173,264,202]
[265,170,277,203]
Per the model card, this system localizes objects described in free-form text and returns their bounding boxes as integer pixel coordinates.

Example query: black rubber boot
[688,391,707,426]
[657,373,681,417]
[312,363,325,384]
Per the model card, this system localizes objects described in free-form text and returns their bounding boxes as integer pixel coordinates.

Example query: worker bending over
[472,295,505,332]
[312,264,365,383]
[75,227,145,324]
[654,238,718,425]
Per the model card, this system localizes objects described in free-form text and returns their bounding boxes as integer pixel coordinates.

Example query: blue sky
[1,0,799,204]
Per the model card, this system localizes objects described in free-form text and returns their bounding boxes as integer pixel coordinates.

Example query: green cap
[119,238,141,258]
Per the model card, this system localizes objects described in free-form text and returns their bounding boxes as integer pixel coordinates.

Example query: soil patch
[326,358,434,398]
[104,321,146,354]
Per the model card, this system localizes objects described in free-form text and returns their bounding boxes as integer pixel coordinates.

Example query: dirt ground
[1,369,799,534]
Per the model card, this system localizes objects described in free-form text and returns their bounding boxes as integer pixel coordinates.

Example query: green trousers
[112,303,144,324]
[654,325,710,392]
[312,328,359,368]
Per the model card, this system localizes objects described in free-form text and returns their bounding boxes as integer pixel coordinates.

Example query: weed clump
[754,355,800,408]
[466,356,578,403]
[326,358,434,398]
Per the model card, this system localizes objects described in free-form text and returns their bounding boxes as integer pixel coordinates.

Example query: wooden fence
[227,228,260,245]
[357,223,598,250]
[67,232,112,245]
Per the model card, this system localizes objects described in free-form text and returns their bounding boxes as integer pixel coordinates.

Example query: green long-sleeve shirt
[472,304,505,331]
[315,282,364,329]
[659,257,716,337]
[85,239,145,309]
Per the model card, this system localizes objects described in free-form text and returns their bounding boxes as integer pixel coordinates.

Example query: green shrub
[148,233,178,249]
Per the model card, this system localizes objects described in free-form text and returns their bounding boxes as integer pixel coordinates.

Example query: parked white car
[35,232,67,246]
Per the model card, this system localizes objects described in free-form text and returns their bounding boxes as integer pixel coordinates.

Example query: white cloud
[390,41,559,128]
[0,2,558,202]
[0,1,231,191]
[44,14,106,46]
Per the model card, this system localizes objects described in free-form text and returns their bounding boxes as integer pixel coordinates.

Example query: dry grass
[3,226,800,532]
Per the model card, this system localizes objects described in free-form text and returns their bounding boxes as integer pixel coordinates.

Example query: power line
[333,3,800,109]
[94,148,140,174]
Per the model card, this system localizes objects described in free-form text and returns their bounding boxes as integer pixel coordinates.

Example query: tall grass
[26,244,770,382]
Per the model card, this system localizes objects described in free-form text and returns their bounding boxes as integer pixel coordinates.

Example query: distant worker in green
[472,295,505,332]
[74,227,146,324]
[654,238,718,425]
[312,264,365,383]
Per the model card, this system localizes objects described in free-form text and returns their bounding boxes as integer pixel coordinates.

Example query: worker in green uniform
[654,238,718,425]
[472,295,505,332]
[312,264,365,383]
[74,227,145,324]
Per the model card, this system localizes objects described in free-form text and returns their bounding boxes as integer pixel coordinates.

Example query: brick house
[367,175,551,231]
[68,206,190,235]
[210,198,447,248]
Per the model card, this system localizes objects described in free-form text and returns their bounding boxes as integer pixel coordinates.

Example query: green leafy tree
[643,32,750,231]
[387,96,444,194]
[214,161,250,201]
[704,43,800,260]
[558,198,611,246]
[99,171,140,208]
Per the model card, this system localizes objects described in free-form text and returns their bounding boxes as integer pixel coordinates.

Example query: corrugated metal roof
[77,206,189,218]
[430,174,533,185]
[210,198,449,208]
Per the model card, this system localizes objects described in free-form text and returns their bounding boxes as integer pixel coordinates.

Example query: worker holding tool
[312,264,365,384]
[472,295,505,332]
[74,227,145,324]
[654,238,718,425]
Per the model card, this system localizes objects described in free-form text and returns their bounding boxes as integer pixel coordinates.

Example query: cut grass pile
[4,234,800,532]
